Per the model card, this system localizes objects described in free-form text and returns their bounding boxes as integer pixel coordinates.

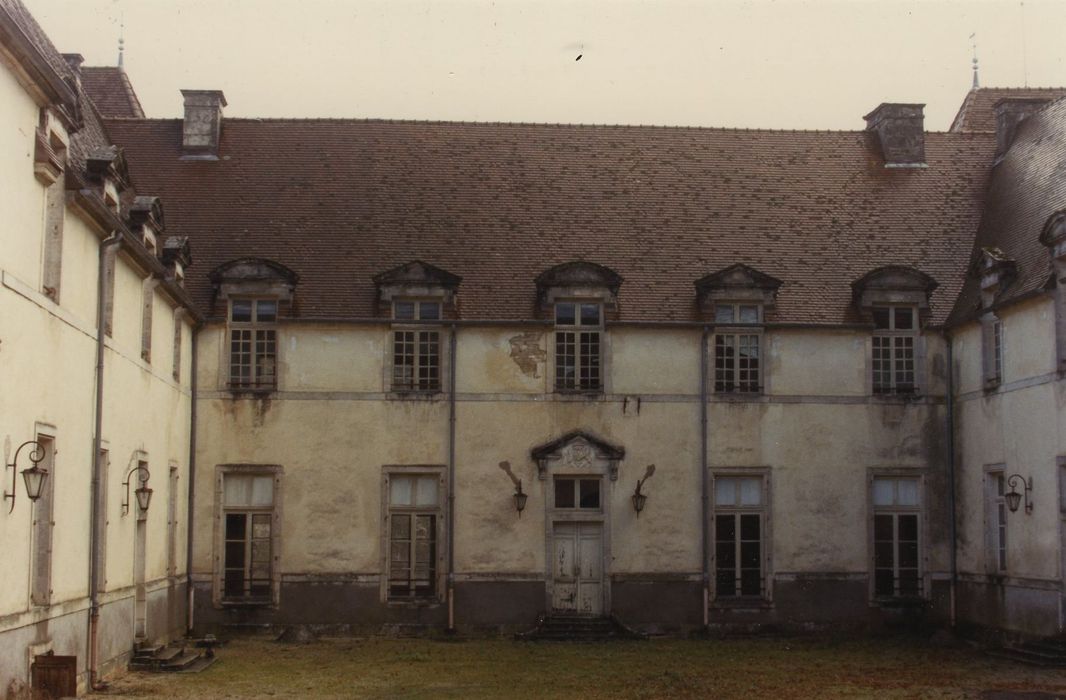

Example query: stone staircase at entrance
[516,614,645,642]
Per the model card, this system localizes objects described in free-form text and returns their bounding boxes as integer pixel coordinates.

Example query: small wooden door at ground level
[552,522,603,615]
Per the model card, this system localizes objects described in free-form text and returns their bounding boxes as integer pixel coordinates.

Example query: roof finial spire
[117,19,125,68]
[970,32,979,89]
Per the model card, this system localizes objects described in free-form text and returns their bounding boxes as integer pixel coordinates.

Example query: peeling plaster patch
[508,332,546,378]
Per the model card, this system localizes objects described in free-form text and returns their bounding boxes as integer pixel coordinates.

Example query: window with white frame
[386,472,443,600]
[221,472,276,602]
[871,476,922,598]
[872,306,918,395]
[713,474,767,599]
[986,470,1007,572]
[392,300,441,392]
[229,298,277,390]
[555,302,602,392]
[714,303,762,394]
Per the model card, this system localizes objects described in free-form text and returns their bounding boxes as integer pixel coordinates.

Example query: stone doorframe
[532,430,625,617]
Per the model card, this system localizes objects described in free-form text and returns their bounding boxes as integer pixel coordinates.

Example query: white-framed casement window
[391,300,441,393]
[554,301,603,392]
[872,305,918,395]
[985,468,1007,573]
[383,468,446,601]
[712,472,770,600]
[871,476,922,598]
[229,298,278,390]
[219,469,279,603]
[982,315,1004,388]
[714,303,763,394]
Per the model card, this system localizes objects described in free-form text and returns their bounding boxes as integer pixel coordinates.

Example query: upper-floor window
[872,306,917,395]
[392,301,441,393]
[555,302,602,392]
[229,298,277,390]
[714,303,762,394]
[982,315,1004,388]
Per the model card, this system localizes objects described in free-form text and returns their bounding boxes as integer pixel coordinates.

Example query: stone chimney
[994,98,1050,160]
[180,89,227,158]
[863,103,926,168]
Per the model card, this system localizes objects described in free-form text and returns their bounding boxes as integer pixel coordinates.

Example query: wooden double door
[551,522,604,615]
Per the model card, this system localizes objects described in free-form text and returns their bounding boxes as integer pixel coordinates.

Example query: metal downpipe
[88,232,120,689]
[945,335,959,628]
[700,326,710,629]
[447,325,457,632]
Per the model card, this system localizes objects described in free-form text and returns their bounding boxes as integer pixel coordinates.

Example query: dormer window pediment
[852,265,938,316]
[695,263,782,316]
[209,258,299,305]
[971,247,1018,307]
[1042,210,1066,263]
[535,261,622,313]
[374,260,461,316]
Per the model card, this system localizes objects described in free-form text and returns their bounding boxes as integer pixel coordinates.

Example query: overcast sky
[22,0,1066,131]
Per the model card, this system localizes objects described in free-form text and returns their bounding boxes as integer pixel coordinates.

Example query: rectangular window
[173,313,183,381]
[986,470,1007,572]
[141,282,154,362]
[872,306,917,395]
[714,333,761,393]
[713,475,766,598]
[229,299,277,390]
[387,473,442,600]
[392,301,441,392]
[993,319,1004,383]
[102,250,116,337]
[553,476,602,510]
[872,476,922,598]
[221,473,275,602]
[31,435,56,606]
[555,302,602,392]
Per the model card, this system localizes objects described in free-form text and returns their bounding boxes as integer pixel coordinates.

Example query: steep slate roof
[103,117,995,324]
[81,66,145,118]
[950,87,1066,133]
[950,97,1066,323]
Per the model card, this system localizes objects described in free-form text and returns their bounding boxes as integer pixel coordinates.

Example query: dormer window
[392,300,442,393]
[103,179,120,214]
[554,301,603,392]
[872,305,917,395]
[714,303,763,394]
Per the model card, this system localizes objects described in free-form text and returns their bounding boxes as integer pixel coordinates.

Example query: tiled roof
[950,87,1066,133]
[950,97,1066,323]
[81,66,145,119]
[103,118,996,324]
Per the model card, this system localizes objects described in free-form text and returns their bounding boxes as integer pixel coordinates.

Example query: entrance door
[552,522,603,615]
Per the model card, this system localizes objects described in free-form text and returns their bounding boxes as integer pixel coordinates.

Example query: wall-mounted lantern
[514,480,528,516]
[3,440,48,513]
[632,464,656,516]
[121,464,153,515]
[498,460,528,517]
[1005,474,1033,514]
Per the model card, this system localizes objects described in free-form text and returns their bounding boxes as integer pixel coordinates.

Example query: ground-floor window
[386,471,444,600]
[713,473,768,599]
[221,471,277,603]
[871,476,922,598]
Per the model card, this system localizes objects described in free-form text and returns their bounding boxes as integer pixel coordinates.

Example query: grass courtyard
[100,635,1066,699]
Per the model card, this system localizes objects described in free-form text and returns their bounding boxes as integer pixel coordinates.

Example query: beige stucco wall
[954,296,1065,591]
[0,54,195,691]
[192,322,951,601]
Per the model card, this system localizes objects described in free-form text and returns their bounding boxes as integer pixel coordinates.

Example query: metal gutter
[700,326,710,629]
[446,324,458,633]
[87,232,120,689]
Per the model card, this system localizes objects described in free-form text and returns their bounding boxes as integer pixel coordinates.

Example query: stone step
[161,652,202,672]
[988,648,1066,668]
[177,656,218,674]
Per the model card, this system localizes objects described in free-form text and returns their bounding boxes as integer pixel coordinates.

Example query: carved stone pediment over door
[531,430,625,481]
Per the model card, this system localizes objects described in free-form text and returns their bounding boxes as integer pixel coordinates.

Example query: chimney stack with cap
[180,89,227,158]
[994,98,1050,160]
[863,103,926,168]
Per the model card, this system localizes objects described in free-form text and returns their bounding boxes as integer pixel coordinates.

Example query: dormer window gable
[1041,210,1066,264]
[535,261,622,316]
[162,236,193,288]
[695,263,782,321]
[33,120,68,186]
[851,265,938,319]
[971,247,1018,309]
[209,258,298,315]
[129,196,167,258]
[373,260,462,318]
[85,146,130,194]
